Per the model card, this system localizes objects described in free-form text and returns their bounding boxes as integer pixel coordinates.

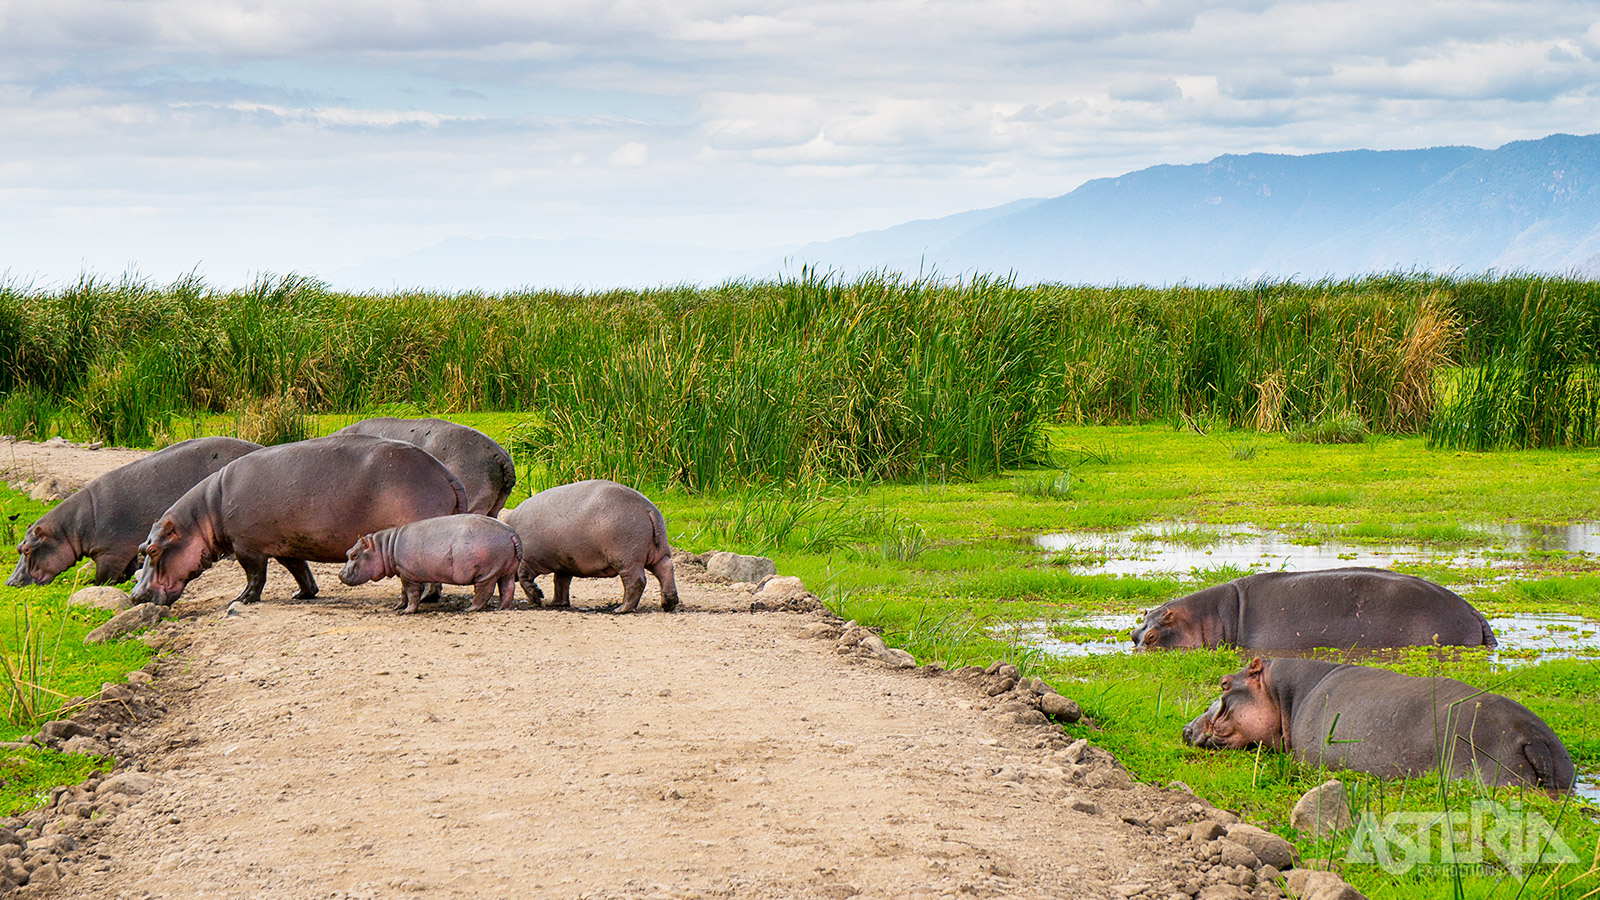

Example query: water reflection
[1009,612,1600,668]
[1032,521,1600,578]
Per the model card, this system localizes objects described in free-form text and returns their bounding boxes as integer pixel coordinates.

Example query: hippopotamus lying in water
[1132,567,1495,650]
[1184,657,1574,792]
[502,479,678,613]
[7,437,262,588]
[332,417,516,517]
[131,434,466,606]
[340,514,522,614]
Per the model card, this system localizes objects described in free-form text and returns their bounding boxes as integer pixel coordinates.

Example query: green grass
[0,487,158,813]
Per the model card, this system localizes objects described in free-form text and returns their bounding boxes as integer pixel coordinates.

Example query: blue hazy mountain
[777,133,1600,284]
[334,133,1600,290]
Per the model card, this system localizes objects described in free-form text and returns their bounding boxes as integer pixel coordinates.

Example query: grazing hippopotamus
[7,437,262,588]
[340,514,522,614]
[1132,567,1495,650]
[1183,657,1574,792]
[131,434,466,606]
[502,479,678,613]
[332,417,516,517]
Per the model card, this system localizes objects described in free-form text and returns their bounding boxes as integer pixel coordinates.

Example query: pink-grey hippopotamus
[502,479,678,614]
[340,514,522,614]
[1183,657,1574,792]
[1132,567,1496,651]
[131,434,466,606]
[332,417,516,517]
[7,437,262,588]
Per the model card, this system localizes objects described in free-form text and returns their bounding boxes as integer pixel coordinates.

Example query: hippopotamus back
[333,417,515,517]
[7,436,261,587]
[1134,567,1496,650]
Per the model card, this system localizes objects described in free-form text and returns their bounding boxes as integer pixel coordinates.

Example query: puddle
[1007,612,1600,667]
[1033,521,1600,577]
[1579,780,1600,803]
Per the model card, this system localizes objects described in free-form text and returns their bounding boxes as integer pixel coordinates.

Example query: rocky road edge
[4,552,1367,900]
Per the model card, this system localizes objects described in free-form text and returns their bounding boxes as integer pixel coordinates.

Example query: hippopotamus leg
[277,558,319,599]
[93,550,139,586]
[233,550,271,604]
[496,572,516,611]
[518,572,545,606]
[116,555,142,583]
[650,557,679,613]
[397,579,426,614]
[616,565,647,614]
[551,573,573,608]
[421,582,443,603]
[468,578,498,613]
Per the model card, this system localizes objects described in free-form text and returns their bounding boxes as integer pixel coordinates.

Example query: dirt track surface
[9,442,1225,900]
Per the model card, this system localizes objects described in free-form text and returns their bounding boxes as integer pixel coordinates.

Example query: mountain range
[329,132,1600,290]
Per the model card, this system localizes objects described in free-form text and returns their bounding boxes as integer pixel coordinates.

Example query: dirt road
[5,441,1247,900]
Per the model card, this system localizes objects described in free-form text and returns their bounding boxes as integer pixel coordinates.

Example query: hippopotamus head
[1182,657,1286,750]
[1131,602,1204,650]
[7,521,74,587]
[339,534,388,587]
[131,516,216,606]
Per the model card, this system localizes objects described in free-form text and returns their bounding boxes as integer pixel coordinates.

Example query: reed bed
[2,270,1597,485]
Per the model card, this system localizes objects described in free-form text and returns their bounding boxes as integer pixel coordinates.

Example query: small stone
[68,587,133,613]
[59,735,111,757]
[1291,780,1353,838]
[1038,692,1081,722]
[702,552,777,584]
[84,603,164,644]
[38,720,91,745]
[1286,870,1366,900]
[126,671,154,686]
[802,622,839,639]
[1061,738,1088,764]
[1224,823,1297,871]
[97,772,157,797]
[88,442,104,450]
[1258,864,1282,884]
[1188,821,1226,843]
[1195,885,1253,900]
[754,576,806,601]
[1167,780,1194,794]
[1067,797,1100,815]
[1219,840,1259,870]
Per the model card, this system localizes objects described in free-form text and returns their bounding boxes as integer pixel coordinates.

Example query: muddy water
[1032,521,1600,577]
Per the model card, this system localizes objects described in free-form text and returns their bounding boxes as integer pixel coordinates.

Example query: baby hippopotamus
[340,514,523,614]
[502,479,678,613]
[1183,657,1574,792]
[1133,567,1496,651]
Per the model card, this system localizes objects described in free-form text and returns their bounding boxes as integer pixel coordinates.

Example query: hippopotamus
[340,514,522,614]
[1132,567,1495,650]
[502,479,678,613]
[7,437,262,588]
[332,417,515,517]
[131,434,466,606]
[1183,657,1574,792]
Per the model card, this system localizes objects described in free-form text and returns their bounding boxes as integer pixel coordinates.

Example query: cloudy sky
[4,0,1600,287]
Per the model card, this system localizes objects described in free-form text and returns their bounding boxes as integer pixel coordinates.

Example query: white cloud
[608,140,649,166]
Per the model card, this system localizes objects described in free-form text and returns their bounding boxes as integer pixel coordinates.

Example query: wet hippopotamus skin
[7,437,262,588]
[131,434,466,606]
[502,479,678,614]
[1183,657,1575,791]
[332,417,516,517]
[340,514,523,614]
[1132,567,1496,650]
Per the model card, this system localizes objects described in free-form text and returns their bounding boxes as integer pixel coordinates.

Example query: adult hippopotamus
[1183,657,1574,792]
[1131,567,1495,651]
[131,434,466,606]
[332,417,515,517]
[502,479,678,613]
[7,437,262,588]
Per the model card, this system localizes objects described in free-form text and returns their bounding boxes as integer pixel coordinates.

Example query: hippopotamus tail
[445,471,469,515]
[495,446,517,494]
[508,528,524,567]
[1524,737,1576,792]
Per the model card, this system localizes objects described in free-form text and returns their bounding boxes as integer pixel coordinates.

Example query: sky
[4,0,1600,288]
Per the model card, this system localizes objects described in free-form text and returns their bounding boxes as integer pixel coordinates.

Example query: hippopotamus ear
[360,534,375,551]
[1246,657,1265,682]
[1159,609,1176,625]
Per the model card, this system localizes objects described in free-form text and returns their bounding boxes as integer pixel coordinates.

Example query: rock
[1224,823,1297,870]
[27,477,72,502]
[1038,692,1081,722]
[88,442,104,450]
[1286,870,1367,900]
[858,634,916,668]
[126,671,153,687]
[1291,780,1353,838]
[1061,738,1088,765]
[1196,885,1253,900]
[59,735,111,757]
[226,601,246,617]
[1188,821,1226,843]
[802,622,840,640]
[84,603,164,644]
[754,576,807,601]
[1219,840,1259,870]
[1258,864,1282,884]
[97,772,157,797]
[703,551,777,584]
[38,720,91,745]
[1168,780,1195,794]
[985,661,1020,680]
[1067,797,1100,815]
[68,587,133,613]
